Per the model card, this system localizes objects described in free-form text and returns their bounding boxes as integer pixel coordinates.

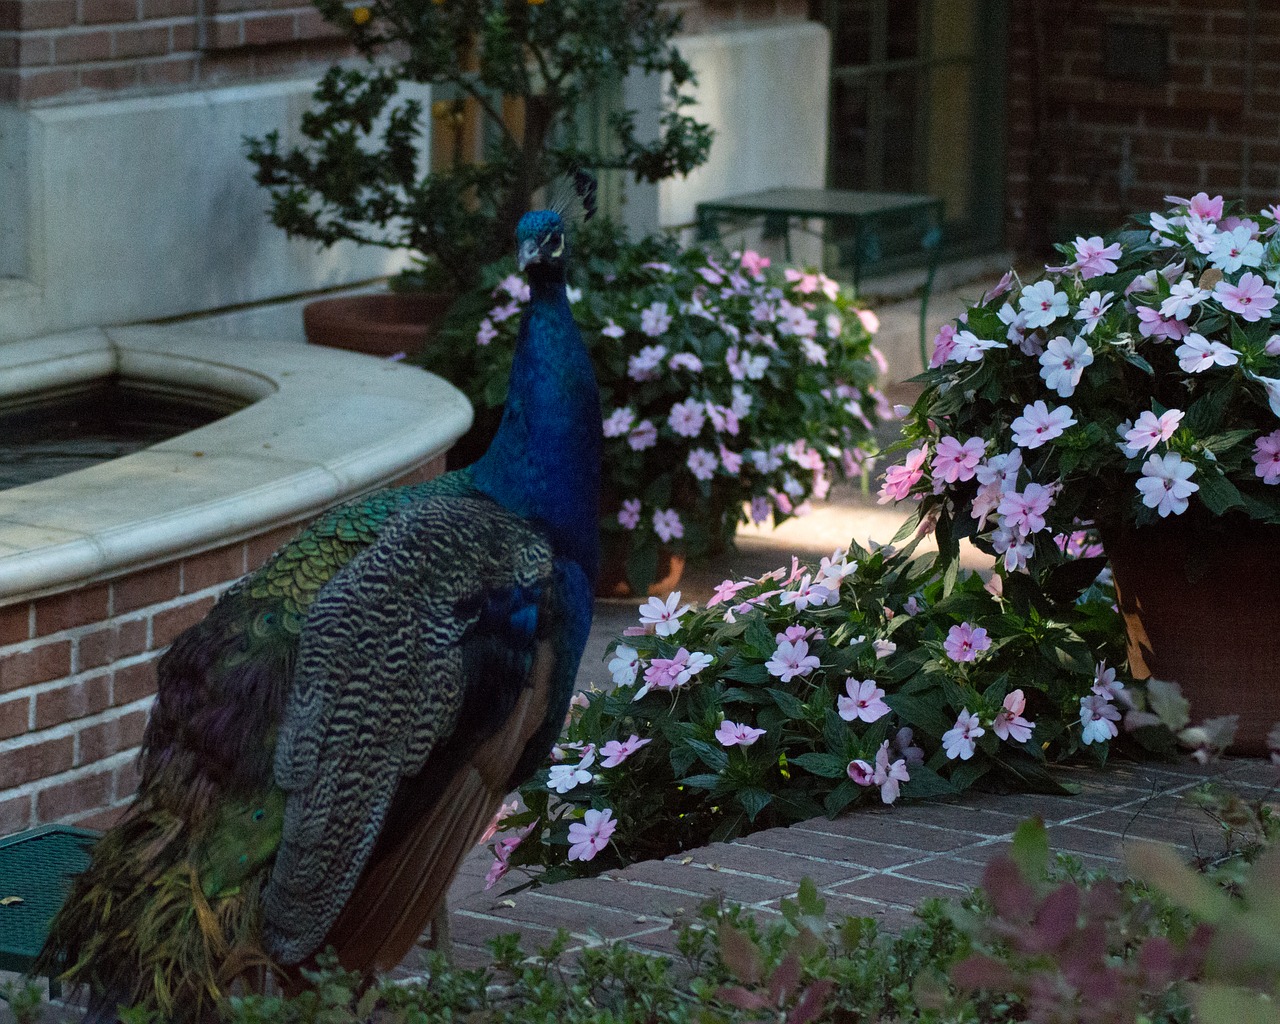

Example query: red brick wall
[0,0,810,104]
[1005,0,1280,255]
[0,454,444,835]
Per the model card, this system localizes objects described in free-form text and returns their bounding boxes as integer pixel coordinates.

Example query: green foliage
[488,539,1131,885]
[245,0,713,290]
[430,222,887,591]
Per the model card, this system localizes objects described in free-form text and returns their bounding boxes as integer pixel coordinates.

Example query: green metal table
[0,825,98,996]
[696,187,946,360]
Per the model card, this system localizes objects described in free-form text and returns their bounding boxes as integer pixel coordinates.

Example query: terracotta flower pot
[302,291,454,359]
[596,545,687,599]
[1104,516,1280,755]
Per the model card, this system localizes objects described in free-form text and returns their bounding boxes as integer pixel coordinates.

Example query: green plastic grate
[0,825,99,982]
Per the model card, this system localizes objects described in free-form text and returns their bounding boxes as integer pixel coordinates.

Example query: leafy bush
[485,537,1132,888]
[433,222,890,593]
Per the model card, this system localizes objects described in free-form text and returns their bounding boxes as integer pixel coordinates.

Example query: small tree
[246,0,713,291]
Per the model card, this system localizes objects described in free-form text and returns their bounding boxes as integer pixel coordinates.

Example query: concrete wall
[0,78,422,343]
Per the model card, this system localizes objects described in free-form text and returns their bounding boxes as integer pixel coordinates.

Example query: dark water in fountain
[0,379,237,490]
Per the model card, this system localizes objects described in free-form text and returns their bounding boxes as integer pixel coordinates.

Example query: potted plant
[245,0,712,355]
[887,194,1280,752]
[434,221,893,595]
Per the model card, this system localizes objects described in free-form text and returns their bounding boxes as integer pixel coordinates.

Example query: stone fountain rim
[0,326,473,604]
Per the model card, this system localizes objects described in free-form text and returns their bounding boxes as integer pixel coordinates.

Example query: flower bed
[485,539,1135,888]
[435,225,890,592]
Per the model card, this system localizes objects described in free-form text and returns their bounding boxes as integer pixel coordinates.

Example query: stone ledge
[0,326,472,604]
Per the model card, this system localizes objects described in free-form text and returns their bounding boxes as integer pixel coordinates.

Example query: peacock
[35,196,601,1022]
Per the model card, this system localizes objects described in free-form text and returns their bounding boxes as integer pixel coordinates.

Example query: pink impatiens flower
[1136,305,1191,341]
[765,638,820,682]
[715,719,767,747]
[1215,272,1278,322]
[1120,408,1184,456]
[1079,694,1121,744]
[1253,430,1280,484]
[617,498,641,530]
[944,623,992,663]
[997,483,1054,536]
[931,436,986,484]
[837,677,891,723]
[627,419,658,451]
[1049,236,1122,279]
[567,808,617,862]
[1208,224,1263,273]
[639,647,713,697]
[1167,191,1224,221]
[599,734,651,767]
[640,301,673,336]
[779,573,836,612]
[485,819,538,889]
[602,407,636,438]
[739,249,770,277]
[992,689,1035,743]
[872,741,910,804]
[652,508,684,543]
[1175,333,1239,373]
[1136,452,1198,517]
[668,398,706,438]
[929,323,958,367]
[1011,400,1077,449]
[942,709,985,760]
[687,448,718,481]
[707,578,750,607]
[877,446,929,503]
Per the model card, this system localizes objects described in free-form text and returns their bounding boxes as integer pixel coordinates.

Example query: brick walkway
[416,756,1278,974]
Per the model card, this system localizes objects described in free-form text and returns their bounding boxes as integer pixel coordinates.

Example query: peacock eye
[252,809,265,822]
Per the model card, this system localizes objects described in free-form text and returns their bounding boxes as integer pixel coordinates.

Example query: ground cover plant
[483,534,1138,888]
[436,226,889,592]
[13,804,1277,1024]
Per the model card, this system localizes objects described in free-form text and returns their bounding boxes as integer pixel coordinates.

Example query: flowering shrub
[892,195,1280,579]
[436,223,890,592]
[484,540,1132,888]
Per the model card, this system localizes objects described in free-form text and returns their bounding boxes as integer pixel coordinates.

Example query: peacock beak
[517,238,540,271]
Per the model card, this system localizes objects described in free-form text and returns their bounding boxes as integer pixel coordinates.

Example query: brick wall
[0,0,810,105]
[1004,0,1280,254]
[0,454,444,835]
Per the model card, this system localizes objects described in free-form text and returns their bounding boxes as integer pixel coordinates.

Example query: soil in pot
[1104,515,1280,755]
[303,292,455,359]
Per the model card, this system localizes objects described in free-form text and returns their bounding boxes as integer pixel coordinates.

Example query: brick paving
[406,757,1278,975]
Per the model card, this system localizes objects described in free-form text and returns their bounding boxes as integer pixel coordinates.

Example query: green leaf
[687,738,730,772]
[736,787,773,822]
[790,752,851,779]
[626,544,659,597]
[948,758,991,793]
[1146,678,1191,731]
[722,662,770,686]
[766,687,808,720]
[1121,349,1154,374]
[824,779,861,816]
[1010,817,1049,882]
[901,763,956,800]
[884,692,954,737]
[679,772,724,791]
[1195,466,1246,516]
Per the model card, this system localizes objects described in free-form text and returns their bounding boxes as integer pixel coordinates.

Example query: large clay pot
[596,542,686,599]
[1104,516,1280,755]
[302,292,454,359]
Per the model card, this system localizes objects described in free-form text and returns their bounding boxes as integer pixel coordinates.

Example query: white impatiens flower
[1019,279,1069,328]
[1135,452,1199,517]
[1074,290,1113,335]
[608,644,639,686]
[1208,223,1264,273]
[548,746,596,793]
[638,592,693,637]
[947,329,1007,363]
[1160,279,1211,320]
[1175,333,1239,373]
[1010,400,1077,449]
[1038,335,1094,397]
[640,301,673,336]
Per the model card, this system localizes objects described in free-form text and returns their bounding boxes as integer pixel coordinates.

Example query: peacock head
[516,210,568,277]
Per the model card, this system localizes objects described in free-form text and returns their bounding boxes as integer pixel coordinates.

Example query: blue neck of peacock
[471,268,602,585]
